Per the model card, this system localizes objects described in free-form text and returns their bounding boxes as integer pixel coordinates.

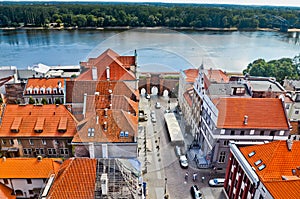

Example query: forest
[0,3,300,29]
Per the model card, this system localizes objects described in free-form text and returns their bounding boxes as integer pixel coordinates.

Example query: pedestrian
[193,173,197,181]
[185,172,188,181]
[201,176,205,183]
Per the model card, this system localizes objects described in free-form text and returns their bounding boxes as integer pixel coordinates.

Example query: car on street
[179,155,188,168]
[151,116,157,123]
[190,185,202,199]
[208,178,225,187]
[150,110,155,118]
[155,102,161,109]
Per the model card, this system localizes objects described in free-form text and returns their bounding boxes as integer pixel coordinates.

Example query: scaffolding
[95,159,138,199]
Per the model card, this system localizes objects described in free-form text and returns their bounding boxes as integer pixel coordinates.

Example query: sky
[2,0,300,7]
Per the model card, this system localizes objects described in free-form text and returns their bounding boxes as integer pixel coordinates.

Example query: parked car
[190,185,202,199]
[208,178,225,187]
[155,102,161,109]
[151,116,157,123]
[179,155,188,168]
[150,110,155,118]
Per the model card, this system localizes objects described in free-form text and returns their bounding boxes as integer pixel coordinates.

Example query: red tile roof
[0,184,16,199]
[73,109,138,143]
[0,158,61,179]
[240,140,300,198]
[204,69,229,89]
[184,68,199,83]
[47,158,96,199]
[77,49,136,81]
[214,98,289,129]
[0,104,78,137]
[66,80,139,104]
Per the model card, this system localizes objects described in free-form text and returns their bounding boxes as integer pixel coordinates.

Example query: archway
[140,88,146,96]
[163,90,169,97]
[15,190,23,196]
[151,86,158,95]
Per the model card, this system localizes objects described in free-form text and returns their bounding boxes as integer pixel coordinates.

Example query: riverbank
[1,26,300,32]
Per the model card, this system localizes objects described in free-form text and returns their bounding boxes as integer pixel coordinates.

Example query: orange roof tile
[77,49,136,81]
[184,68,199,83]
[73,109,138,143]
[214,98,289,129]
[240,141,300,198]
[0,184,16,199]
[0,158,61,179]
[0,104,77,138]
[47,158,96,199]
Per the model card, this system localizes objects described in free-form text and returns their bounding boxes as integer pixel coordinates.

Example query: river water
[0,28,300,72]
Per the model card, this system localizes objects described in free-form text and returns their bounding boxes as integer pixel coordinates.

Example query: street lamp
[164,177,167,195]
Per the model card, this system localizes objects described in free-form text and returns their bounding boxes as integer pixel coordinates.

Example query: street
[138,95,226,199]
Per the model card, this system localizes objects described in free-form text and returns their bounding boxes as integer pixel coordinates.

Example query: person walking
[185,172,189,181]
[193,173,197,181]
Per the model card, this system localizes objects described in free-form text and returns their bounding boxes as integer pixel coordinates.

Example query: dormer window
[53,88,57,94]
[40,88,45,94]
[46,88,52,94]
[26,88,32,94]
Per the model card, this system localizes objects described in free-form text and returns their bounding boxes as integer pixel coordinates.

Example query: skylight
[248,151,256,157]
[254,159,262,166]
[258,164,266,171]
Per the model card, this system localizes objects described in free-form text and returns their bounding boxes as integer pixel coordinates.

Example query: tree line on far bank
[243,55,300,84]
[1,3,300,29]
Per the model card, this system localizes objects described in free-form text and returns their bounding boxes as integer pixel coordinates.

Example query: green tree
[29,96,35,104]
[41,98,48,105]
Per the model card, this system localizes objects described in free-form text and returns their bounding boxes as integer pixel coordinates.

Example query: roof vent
[104,108,108,117]
[258,164,266,171]
[287,139,293,151]
[2,156,6,162]
[248,151,256,157]
[244,115,248,125]
[282,176,288,180]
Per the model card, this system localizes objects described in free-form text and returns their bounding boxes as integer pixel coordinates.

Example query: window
[260,131,264,136]
[223,140,229,146]
[254,159,262,166]
[27,179,32,184]
[9,139,14,145]
[218,151,226,163]
[23,148,28,155]
[1,139,7,145]
[4,179,8,184]
[60,148,69,155]
[41,139,46,145]
[29,190,33,195]
[270,131,276,136]
[35,148,40,155]
[240,131,245,135]
[17,139,21,145]
[230,130,235,135]
[29,139,34,145]
[28,148,32,154]
[295,110,299,114]
[48,148,56,155]
[40,148,44,155]
[88,128,95,137]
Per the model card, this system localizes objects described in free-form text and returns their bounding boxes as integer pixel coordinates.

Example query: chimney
[96,116,99,124]
[106,66,110,81]
[83,93,87,118]
[244,115,248,125]
[287,139,293,151]
[104,108,108,117]
[92,66,98,80]
[103,121,108,131]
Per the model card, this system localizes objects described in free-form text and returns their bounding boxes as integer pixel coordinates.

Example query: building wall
[0,178,45,198]
[0,137,73,158]
[93,143,137,158]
